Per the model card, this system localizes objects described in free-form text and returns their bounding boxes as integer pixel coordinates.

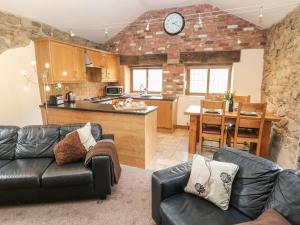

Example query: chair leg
[199,136,203,155]
[256,142,261,156]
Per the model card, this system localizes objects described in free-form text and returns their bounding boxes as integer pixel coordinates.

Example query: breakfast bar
[184,105,280,159]
[40,102,157,168]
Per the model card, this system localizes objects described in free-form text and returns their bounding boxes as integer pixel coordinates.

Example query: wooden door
[150,100,173,129]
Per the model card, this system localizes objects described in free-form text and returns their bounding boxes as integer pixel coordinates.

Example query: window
[187,66,231,95]
[131,68,163,93]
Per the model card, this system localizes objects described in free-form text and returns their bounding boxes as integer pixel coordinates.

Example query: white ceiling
[0,0,299,43]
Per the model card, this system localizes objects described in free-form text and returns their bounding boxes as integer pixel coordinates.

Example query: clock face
[164,12,185,35]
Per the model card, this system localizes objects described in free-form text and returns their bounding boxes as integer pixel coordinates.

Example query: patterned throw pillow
[75,122,96,151]
[54,131,87,165]
[184,155,239,210]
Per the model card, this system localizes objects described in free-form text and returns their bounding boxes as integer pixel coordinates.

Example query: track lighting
[70,30,75,37]
[198,14,203,28]
[105,28,108,35]
[45,63,50,69]
[258,6,263,23]
[237,37,241,44]
[145,21,150,31]
[138,46,142,51]
[45,85,50,92]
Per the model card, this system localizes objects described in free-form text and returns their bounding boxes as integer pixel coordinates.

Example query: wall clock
[163,12,185,35]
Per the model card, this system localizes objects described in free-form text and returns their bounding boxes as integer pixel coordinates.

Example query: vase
[229,99,234,112]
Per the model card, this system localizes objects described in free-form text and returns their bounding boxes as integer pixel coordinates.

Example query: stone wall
[104,4,265,95]
[262,6,300,169]
[0,10,106,100]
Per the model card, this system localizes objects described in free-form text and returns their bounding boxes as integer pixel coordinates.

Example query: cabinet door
[150,100,173,129]
[103,54,119,82]
[73,47,86,82]
[50,42,85,83]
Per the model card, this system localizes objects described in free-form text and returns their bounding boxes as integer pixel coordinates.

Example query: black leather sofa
[152,148,300,225]
[0,123,114,204]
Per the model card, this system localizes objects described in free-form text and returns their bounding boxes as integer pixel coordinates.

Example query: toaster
[48,95,64,105]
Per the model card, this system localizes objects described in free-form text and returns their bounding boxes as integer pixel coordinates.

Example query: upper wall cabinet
[34,39,86,84]
[102,54,120,83]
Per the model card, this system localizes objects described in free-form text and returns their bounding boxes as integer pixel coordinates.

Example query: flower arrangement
[223,91,233,101]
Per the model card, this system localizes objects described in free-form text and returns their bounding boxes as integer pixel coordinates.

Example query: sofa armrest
[91,155,112,199]
[101,134,114,141]
[152,162,192,225]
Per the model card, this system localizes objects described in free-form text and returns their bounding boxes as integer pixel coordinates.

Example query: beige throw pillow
[184,155,239,210]
[76,122,96,151]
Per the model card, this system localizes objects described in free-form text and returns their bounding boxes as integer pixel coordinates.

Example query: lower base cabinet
[133,99,177,132]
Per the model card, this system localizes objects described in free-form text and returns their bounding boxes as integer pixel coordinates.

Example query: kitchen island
[40,102,157,168]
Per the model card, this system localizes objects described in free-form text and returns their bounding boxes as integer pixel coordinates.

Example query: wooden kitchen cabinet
[35,39,86,84]
[102,54,120,83]
[150,100,177,131]
[131,98,177,132]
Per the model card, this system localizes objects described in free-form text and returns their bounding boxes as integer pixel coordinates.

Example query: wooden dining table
[184,105,280,159]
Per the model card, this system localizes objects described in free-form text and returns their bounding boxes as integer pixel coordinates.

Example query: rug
[0,165,156,225]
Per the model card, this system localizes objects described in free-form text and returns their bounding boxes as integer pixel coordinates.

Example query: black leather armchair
[0,123,115,204]
[152,148,299,225]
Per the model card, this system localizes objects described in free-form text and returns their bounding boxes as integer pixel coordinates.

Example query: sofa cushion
[0,158,53,189]
[213,148,281,219]
[42,161,93,188]
[16,125,60,158]
[160,193,251,225]
[0,126,19,159]
[0,160,11,168]
[264,170,300,225]
[59,123,102,141]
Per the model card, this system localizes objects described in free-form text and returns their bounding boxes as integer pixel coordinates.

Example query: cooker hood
[84,52,94,67]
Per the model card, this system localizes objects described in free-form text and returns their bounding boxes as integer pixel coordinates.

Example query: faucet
[139,84,145,95]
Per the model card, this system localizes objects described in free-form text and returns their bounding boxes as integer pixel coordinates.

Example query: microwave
[105,86,124,96]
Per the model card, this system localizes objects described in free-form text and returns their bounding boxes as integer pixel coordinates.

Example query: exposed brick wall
[104,4,265,95]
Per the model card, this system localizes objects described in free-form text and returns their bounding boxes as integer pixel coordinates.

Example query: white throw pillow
[184,155,239,210]
[76,122,96,151]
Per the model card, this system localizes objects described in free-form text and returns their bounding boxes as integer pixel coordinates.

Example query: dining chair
[204,94,224,101]
[199,100,226,154]
[227,102,267,156]
[233,95,251,104]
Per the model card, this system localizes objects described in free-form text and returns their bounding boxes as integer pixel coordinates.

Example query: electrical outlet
[64,86,69,91]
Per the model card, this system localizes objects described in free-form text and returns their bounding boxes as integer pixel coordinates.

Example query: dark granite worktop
[119,95,177,101]
[40,101,157,115]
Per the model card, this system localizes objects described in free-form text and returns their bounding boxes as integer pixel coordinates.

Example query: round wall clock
[163,12,185,35]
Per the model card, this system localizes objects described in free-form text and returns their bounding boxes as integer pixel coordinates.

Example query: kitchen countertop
[40,101,157,115]
[120,95,177,101]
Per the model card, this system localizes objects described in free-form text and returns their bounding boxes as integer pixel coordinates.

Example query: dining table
[184,105,281,159]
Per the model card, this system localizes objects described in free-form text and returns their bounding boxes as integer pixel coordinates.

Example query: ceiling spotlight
[198,14,203,28]
[44,63,50,69]
[70,30,75,37]
[258,6,263,23]
[105,28,108,35]
[115,47,119,52]
[138,46,142,51]
[237,37,241,44]
[145,20,150,31]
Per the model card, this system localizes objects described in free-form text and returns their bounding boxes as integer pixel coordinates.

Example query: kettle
[65,91,76,103]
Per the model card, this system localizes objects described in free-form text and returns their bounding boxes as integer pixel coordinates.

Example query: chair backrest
[200,100,226,127]
[204,94,224,101]
[233,95,251,104]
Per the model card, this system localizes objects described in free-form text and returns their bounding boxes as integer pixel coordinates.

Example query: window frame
[130,67,163,94]
[186,65,232,96]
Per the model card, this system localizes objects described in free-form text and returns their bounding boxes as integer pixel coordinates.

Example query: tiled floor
[147,129,215,171]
